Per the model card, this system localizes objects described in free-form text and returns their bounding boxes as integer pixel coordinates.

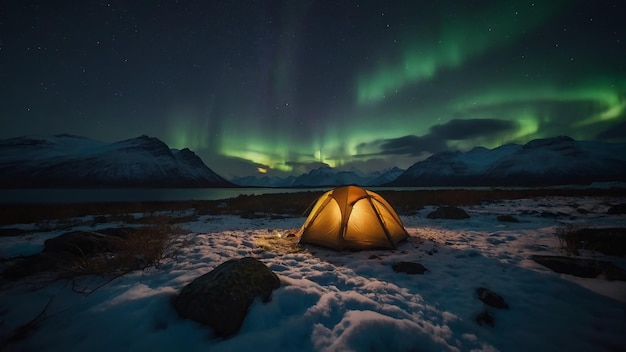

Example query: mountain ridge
[232,166,405,188]
[232,136,626,187]
[3,135,624,188]
[0,134,234,188]
[387,136,626,187]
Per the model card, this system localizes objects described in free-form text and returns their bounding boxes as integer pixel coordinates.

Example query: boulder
[476,287,509,309]
[531,255,626,281]
[2,228,133,280]
[172,257,281,337]
[43,228,130,256]
[392,261,428,274]
[426,206,469,219]
[563,227,626,256]
[1,255,56,280]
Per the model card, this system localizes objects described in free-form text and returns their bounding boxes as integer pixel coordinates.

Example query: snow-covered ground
[1,196,625,351]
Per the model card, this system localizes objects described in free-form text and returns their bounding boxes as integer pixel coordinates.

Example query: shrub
[554,225,626,257]
[63,222,182,277]
[555,224,584,256]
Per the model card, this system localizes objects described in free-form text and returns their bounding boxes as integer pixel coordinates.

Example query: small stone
[476,310,494,327]
[607,204,626,214]
[476,287,509,309]
[427,206,470,219]
[392,261,428,274]
[496,214,519,223]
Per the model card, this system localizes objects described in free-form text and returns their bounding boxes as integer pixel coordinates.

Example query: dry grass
[254,231,304,254]
[554,225,626,257]
[62,222,184,277]
[555,224,584,256]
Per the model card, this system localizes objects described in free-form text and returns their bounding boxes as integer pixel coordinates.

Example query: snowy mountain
[232,166,406,187]
[233,175,297,188]
[389,136,626,187]
[367,167,405,186]
[0,134,233,188]
[292,165,373,187]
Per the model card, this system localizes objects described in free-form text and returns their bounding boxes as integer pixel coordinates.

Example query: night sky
[1,1,624,179]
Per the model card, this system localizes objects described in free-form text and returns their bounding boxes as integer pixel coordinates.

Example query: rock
[426,206,469,219]
[496,214,519,223]
[172,257,281,337]
[476,287,509,309]
[0,228,29,236]
[531,255,626,281]
[607,203,626,214]
[565,228,626,256]
[1,255,56,280]
[540,211,567,218]
[2,227,134,280]
[43,228,130,256]
[392,261,428,274]
[476,309,494,327]
[92,215,108,225]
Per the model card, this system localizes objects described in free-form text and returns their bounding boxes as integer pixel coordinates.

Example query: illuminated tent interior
[297,185,408,251]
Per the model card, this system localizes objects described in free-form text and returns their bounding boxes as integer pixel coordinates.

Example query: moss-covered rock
[172,257,280,337]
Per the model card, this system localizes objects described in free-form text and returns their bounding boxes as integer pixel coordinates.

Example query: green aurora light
[2,1,624,178]
[356,1,565,105]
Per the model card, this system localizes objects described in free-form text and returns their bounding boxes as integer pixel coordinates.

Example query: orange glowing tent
[297,185,408,251]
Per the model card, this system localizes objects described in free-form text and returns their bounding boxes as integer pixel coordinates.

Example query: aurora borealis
[1,1,624,178]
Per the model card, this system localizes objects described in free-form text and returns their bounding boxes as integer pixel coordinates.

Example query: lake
[2,183,615,204]
[0,186,481,204]
[0,187,336,204]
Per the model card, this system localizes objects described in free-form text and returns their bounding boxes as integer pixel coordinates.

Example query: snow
[0,135,229,187]
[1,196,626,351]
[234,166,407,187]
[396,137,626,186]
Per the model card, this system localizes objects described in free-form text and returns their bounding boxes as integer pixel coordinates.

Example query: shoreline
[2,187,625,226]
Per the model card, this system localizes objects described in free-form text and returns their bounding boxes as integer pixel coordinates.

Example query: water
[0,187,334,204]
[2,183,617,204]
[0,186,467,204]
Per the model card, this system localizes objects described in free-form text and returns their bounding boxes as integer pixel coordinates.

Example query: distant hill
[387,136,626,187]
[0,134,234,188]
[232,166,406,188]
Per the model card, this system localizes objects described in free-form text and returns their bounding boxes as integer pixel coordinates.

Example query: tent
[297,185,409,251]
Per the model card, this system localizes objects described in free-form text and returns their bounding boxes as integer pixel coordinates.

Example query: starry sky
[1,1,625,179]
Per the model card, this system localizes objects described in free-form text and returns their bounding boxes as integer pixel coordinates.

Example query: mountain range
[388,136,626,186]
[0,134,233,188]
[1,134,624,188]
[232,166,405,187]
[234,136,626,187]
